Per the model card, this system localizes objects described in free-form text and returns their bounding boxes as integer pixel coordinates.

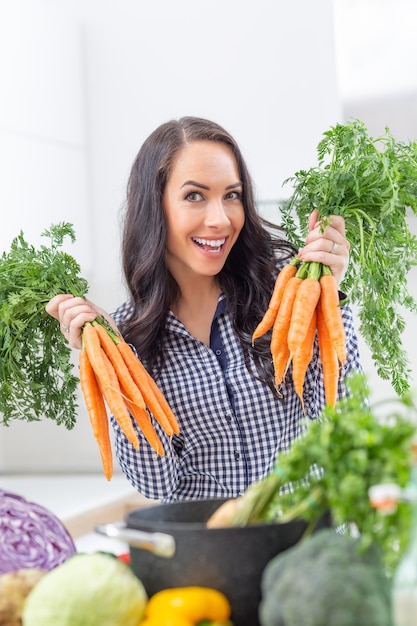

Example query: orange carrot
[270,276,303,357]
[83,323,140,450]
[317,297,339,407]
[273,341,290,388]
[291,308,317,411]
[319,271,346,365]
[122,386,165,456]
[287,264,322,359]
[94,322,147,412]
[100,350,140,450]
[252,260,298,343]
[116,339,180,437]
[79,347,113,480]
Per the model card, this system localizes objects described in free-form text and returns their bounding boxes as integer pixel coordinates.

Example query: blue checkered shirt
[111,288,362,502]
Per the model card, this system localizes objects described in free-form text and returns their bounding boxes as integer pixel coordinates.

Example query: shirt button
[225,414,232,422]
[215,349,222,356]
[234,451,240,460]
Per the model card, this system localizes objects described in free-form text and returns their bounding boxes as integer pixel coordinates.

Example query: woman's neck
[171,278,221,345]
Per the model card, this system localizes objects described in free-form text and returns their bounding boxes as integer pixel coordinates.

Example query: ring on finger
[61,324,70,334]
[331,242,338,254]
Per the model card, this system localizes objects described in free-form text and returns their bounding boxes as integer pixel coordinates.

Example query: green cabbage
[22,552,147,626]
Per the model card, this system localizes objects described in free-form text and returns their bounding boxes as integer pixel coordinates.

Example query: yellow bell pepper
[139,616,193,626]
[139,586,232,625]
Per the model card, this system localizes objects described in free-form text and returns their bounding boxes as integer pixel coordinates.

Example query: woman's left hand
[297,209,350,286]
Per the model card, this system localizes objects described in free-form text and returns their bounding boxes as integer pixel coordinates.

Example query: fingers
[325,215,347,238]
[45,295,99,349]
[45,294,75,320]
[298,215,350,286]
[307,209,320,232]
[307,212,347,238]
[301,216,350,255]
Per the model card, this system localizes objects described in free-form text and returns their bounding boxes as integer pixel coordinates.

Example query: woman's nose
[205,200,230,227]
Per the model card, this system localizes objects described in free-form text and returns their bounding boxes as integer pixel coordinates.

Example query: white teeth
[193,237,225,247]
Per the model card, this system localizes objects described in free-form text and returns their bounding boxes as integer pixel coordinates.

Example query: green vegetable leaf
[279,119,417,396]
[0,223,89,429]
[233,373,416,573]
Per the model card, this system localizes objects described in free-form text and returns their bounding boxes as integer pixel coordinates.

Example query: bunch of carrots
[253,258,346,409]
[79,320,179,480]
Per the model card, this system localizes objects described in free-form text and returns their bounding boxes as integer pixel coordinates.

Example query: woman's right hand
[45,295,117,349]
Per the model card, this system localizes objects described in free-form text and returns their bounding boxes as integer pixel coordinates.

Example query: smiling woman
[45,116,362,502]
[129,138,246,347]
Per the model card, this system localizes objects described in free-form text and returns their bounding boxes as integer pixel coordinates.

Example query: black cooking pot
[96,498,329,626]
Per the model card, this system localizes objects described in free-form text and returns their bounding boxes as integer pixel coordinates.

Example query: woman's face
[162,140,245,282]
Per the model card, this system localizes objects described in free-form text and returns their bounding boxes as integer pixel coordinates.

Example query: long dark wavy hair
[120,116,296,393]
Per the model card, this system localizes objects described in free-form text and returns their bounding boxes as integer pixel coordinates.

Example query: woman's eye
[185,191,203,201]
[225,191,242,200]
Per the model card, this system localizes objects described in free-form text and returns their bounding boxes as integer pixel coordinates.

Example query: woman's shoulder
[111,300,133,325]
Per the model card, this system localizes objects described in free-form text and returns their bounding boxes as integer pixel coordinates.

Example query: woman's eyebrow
[180,181,242,190]
[181,180,209,190]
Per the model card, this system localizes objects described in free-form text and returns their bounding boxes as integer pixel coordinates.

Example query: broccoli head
[259,528,392,626]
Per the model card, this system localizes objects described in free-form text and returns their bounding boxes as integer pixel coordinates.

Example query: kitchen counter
[1,473,156,553]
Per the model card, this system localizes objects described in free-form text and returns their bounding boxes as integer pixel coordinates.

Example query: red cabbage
[0,489,76,574]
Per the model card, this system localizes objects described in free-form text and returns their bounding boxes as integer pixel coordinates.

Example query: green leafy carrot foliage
[0,223,88,428]
[279,119,417,396]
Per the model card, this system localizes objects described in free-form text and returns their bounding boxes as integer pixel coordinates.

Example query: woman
[46,116,360,502]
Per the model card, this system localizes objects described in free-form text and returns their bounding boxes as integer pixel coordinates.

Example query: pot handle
[95,521,176,558]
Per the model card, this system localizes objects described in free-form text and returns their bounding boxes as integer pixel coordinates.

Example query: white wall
[333,0,417,402]
[1,0,415,473]
[0,2,92,267]
[0,0,99,472]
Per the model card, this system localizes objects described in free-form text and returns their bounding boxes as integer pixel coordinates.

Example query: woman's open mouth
[192,237,226,253]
